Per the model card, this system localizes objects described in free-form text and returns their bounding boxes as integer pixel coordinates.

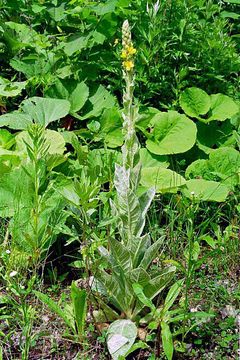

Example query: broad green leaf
[141,167,186,192]
[98,108,123,148]
[20,97,70,127]
[64,34,89,56]
[15,130,66,155]
[46,80,89,114]
[186,147,240,187]
[146,111,197,155]
[0,112,32,130]
[81,85,115,120]
[0,148,20,162]
[107,319,137,360]
[196,121,234,154]
[69,82,89,113]
[209,147,240,186]
[221,11,240,19]
[56,183,80,207]
[70,282,87,336]
[93,0,118,15]
[223,0,240,3]
[5,22,49,50]
[183,179,229,202]
[48,3,66,21]
[139,148,169,169]
[185,159,211,180]
[180,87,211,118]
[208,94,239,122]
[161,321,174,360]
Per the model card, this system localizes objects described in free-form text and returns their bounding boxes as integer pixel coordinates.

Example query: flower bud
[122,20,131,48]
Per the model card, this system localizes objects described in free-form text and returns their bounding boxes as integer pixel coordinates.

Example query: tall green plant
[93,20,175,359]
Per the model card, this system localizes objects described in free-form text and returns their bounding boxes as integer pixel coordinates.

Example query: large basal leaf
[46,79,89,114]
[208,94,239,122]
[141,167,186,192]
[107,319,137,360]
[20,97,71,127]
[209,147,240,187]
[186,147,240,188]
[183,179,229,202]
[0,112,32,130]
[146,111,197,155]
[15,130,66,155]
[180,87,211,118]
[139,148,169,169]
[185,159,211,180]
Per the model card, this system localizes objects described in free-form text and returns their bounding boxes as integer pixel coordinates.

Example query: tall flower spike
[122,20,131,48]
[121,20,139,169]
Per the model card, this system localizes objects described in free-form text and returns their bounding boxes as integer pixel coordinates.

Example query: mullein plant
[94,21,176,359]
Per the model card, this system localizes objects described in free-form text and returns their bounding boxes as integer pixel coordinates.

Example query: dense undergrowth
[0,1,239,359]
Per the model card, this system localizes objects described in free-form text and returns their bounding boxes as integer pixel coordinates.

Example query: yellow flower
[123,60,134,71]
[126,45,136,56]
[121,50,128,59]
